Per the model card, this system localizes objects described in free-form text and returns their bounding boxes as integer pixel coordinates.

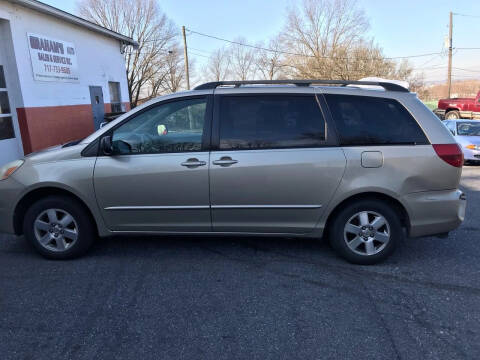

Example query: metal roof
[7,0,138,48]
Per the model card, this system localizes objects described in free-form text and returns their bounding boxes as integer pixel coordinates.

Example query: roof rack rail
[194,80,409,92]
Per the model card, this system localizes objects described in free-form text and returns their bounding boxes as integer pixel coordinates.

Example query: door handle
[181,158,207,168]
[212,157,238,167]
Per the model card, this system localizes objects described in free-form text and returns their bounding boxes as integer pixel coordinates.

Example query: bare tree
[78,0,179,108]
[145,46,185,98]
[230,38,257,80]
[279,0,407,81]
[204,46,232,81]
[255,38,286,80]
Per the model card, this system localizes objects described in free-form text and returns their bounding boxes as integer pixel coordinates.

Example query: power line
[186,27,443,61]
[189,51,210,58]
[453,13,480,18]
[453,67,480,73]
[189,47,213,55]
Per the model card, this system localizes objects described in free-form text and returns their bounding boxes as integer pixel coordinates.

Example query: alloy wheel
[33,209,79,252]
[343,211,391,256]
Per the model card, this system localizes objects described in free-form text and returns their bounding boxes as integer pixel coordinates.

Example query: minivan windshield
[457,121,480,136]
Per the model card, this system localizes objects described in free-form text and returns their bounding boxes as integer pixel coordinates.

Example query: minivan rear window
[324,94,428,146]
[219,95,326,150]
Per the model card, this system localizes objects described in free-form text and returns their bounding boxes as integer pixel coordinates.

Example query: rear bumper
[403,189,466,237]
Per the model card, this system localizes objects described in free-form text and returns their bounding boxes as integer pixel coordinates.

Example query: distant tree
[204,46,232,81]
[279,0,415,82]
[255,37,286,80]
[230,38,257,80]
[78,0,181,107]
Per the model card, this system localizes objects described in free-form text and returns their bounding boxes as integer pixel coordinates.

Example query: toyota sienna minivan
[0,80,466,264]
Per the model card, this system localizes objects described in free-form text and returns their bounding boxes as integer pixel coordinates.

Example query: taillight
[433,144,464,168]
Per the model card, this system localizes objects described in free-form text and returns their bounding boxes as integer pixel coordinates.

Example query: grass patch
[423,100,437,110]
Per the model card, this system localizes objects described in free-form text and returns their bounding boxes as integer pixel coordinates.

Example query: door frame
[89,85,105,131]
[92,94,214,231]
[208,90,344,234]
[0,64,22,165]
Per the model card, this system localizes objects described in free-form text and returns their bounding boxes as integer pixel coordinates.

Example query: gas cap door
[361,151,383,168]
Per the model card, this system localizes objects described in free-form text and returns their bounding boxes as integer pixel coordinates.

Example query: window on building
[0,66,6,88]
[0,92,10,114]
[324,94,428,146]
[108,81,122,113]
[0,66,14,140]
[219,95,326,150]
[0,117,15,140]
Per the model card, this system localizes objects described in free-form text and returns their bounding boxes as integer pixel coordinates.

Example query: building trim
[7,0,138,47]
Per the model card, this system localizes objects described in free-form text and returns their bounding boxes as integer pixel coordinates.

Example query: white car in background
[444,120,480,164]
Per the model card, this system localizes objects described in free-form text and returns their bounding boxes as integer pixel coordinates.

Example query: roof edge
[7,0,138,47]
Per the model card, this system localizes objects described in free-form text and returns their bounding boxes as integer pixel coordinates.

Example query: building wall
[0,2,131,154]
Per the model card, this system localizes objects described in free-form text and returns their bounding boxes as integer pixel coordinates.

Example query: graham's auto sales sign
[27,33,79,83]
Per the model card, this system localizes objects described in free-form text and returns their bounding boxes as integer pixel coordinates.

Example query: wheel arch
[445,108,460,117]
[13,186,100,236]
[323,192,411,238]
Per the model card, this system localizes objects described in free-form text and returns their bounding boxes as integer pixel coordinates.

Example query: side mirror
[100,135,113,155]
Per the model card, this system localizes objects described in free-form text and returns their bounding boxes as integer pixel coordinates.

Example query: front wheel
[445,110,460,120]
[329,200,402,265]
[23,196,95,259]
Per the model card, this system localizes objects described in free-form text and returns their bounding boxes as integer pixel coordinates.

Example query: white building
[0,0,137,165]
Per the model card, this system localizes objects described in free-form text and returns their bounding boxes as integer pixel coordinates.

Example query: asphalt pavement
[1,166,480,359]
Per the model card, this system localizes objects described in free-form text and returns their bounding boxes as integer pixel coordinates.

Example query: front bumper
[403,189,466,237]
[463,147,480,161]
[0,177,24,235]
[433,108,445,120]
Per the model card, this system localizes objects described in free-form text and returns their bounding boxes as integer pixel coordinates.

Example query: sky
[42,0,480,83]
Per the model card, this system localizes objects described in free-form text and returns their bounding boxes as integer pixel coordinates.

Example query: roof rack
[194,80,409,92]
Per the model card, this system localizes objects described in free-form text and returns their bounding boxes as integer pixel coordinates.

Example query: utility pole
[447,11,453,98]
[182,26,190,90]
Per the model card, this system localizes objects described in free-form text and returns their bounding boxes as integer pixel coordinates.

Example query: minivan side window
[218,95,326,150]
[324,94,428,146]
[111,97,207,154]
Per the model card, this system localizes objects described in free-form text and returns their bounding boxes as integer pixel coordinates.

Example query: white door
[0,65,21,166]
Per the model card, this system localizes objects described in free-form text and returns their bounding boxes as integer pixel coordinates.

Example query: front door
[0,65,21,166]
[94,95,212,232]
[209,92,346,234]
[89,86,105,130]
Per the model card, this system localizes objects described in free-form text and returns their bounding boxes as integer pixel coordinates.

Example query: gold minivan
[0,80,466,264]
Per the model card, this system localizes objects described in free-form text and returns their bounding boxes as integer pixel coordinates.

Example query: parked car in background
[444,119,480,164]
[434,91,480,120]
[0,80,466,265]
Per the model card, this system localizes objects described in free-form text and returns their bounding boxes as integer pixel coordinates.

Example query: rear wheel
[446,110,460,119]
[329,200,402,265]
[23,196,95,259]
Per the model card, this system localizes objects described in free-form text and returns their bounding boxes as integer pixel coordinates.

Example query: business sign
[27,33,79,83]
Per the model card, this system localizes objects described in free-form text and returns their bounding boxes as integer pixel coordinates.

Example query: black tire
[329,200,402,265]
[445,110,460,120]
[23,196,96,259]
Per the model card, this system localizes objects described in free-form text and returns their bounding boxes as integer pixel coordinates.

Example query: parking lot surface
[1,166,479,359]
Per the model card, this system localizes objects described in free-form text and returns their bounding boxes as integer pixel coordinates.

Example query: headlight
[0,160,24,180]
